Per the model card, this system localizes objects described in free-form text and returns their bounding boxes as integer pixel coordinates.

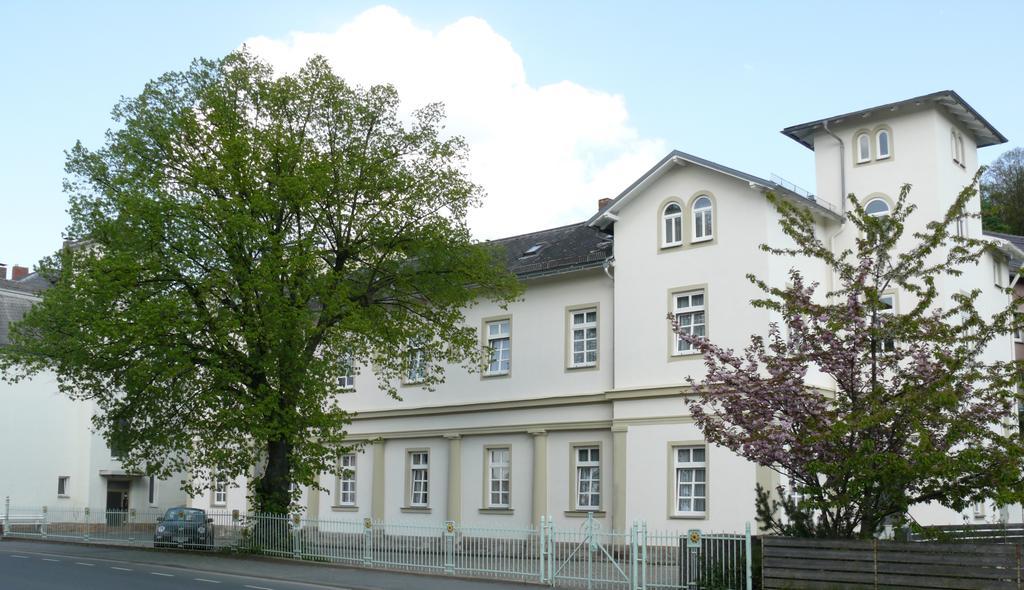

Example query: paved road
[0,539,539,590]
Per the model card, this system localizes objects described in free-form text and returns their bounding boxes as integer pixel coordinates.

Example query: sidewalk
[0,537,541,590]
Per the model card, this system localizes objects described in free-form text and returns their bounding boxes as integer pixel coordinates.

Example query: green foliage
[0,50,522,513]
[981,147,1024,234]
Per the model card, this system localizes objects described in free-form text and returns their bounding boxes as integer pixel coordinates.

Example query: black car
[153,507,214,549]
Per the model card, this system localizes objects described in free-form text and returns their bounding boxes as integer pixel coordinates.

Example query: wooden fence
[762,536,1024,590]
[910,524,1024,544]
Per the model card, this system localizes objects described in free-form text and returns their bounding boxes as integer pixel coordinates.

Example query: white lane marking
[111,566,133,571]
[244,586,273,590]
[42,558,60,562]
[194,579,221,584]
[10,555,28,559]
[151,572,174,577]
[76,562,95,566]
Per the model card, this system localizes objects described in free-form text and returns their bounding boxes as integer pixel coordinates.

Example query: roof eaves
[781,90,1007,150]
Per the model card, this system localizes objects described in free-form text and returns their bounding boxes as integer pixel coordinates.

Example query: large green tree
[0,50,521,513]
[981,147,1024,233]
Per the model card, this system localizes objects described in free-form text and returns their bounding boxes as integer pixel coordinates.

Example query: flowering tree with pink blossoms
[673,177,1024,538]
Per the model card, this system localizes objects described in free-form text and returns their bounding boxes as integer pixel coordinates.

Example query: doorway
[105,479,130,526]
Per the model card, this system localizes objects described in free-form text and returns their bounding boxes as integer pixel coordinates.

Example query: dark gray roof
[984,231,1024,270]
[490,222,612,279]
[0,273,51,346]
[587,150,843,228]
[782,90,1007,150]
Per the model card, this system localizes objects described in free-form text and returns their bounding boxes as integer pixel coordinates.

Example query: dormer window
[692,196,713,242]
[520,243,543,258]
[856,133,871,163]
[865,198,890,218]
[663,203,683,247]
[876,129,890,160]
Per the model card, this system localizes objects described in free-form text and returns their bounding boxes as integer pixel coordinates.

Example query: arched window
[692,196,713,242]
[663,203,683,247]
[876,129,890,159]
[856,133,871,163]
[865,198,890,217]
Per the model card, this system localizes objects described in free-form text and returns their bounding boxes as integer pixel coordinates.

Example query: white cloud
[244,5,665,239]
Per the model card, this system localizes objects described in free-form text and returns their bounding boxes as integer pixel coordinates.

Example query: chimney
[598,197,612,211]
[0,264,7,280]
[12,265,29,281]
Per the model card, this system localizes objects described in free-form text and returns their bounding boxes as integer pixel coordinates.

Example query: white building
[313,90,1018,533]
[2,91,1018,532]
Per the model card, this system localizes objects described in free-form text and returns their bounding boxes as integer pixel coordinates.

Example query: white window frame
[877,293,896,353]
[484,319,511,376]
[406,346,425,384]
[876,129,891,160]
[662,203,683,247]
[864,198,890,218]
[952,130,964,164]
[691,196,713,243]
[486,447,511,509]
[57,476,70,498]
[574,446,601,510]
[569,308,598,368]
[337,453,356,507]
[673,446,707,517]
[409,451,429,508]
[856,133,871,163]
[1014,313,1023,343]
[673,290,706,355]
[338,352,355,389]
[212,478,227,507]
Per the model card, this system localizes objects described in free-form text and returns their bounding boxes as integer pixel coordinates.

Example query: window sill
[567,363,597,371]
[478,508,514,515]
[331,505,359,512]
[564,510,606,518]
[661,243,683,250]
[482,371,510,379]
[57,495,70,499]
[401,506,432,514]
[690,237,713,244]
[211,504,227,508]
[670,513,707,520]
[671,351,702,358]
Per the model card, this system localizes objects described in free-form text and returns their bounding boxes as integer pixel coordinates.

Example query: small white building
[1,91,1017,533]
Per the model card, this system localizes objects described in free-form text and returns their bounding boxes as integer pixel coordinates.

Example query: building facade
[2,91,1019,532]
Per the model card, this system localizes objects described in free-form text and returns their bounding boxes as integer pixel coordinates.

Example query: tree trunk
[255,436,292,515]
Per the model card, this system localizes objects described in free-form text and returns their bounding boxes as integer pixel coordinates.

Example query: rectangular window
[406,347,425,383]
[877,293,896,353]
[409,451,429,507]
[212,479,227,506]
[673,290,706,354]
[485,319,510,375]
[338,353,355,389]
[148,475,157,506]
[338,453,356,506]
[674,446,707,516]
[487,448,511,508]
[569,309,598,368]
[575,446,600,510]
[57,476,69,497]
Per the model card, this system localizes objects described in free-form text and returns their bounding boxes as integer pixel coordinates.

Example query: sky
[2,0,1022,269]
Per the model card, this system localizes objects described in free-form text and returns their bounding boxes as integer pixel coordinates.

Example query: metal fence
[2,497,751,590]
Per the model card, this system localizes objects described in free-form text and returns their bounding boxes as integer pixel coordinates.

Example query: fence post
[629,521,638,590]
[2,496,9,538]
[547,515,555,585]
[41,506,48,539]
[745,522,753,590]
[641,521,648,590]
[83,507,90,542]
[128,508,135,543]
[1016,543,1021,590]
[444,520,455,575]
[539,516,547,584]
[872,538,878,590]
[292,514,302,560]
[363,518,373,567]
